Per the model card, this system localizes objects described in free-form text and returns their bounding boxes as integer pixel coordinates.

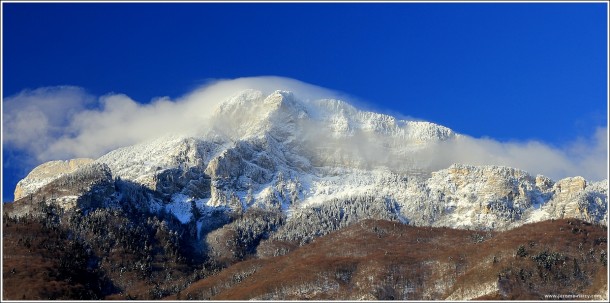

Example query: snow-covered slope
[12,89,608,233]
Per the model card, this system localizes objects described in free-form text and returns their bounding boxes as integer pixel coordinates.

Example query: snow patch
[165,193,194,224]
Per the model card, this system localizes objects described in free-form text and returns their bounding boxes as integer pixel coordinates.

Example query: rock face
[541,178,608,224]
[7,162,114,217]
[414,164,607,230]
[420,164,542,229]
[14,158,94,200]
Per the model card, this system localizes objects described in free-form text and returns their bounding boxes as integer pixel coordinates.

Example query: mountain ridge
[10,89,607,232]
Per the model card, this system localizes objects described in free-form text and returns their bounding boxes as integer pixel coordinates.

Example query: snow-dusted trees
[271,195,400,246]
[205,208,285,265]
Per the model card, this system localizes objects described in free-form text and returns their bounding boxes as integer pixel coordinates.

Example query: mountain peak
[205,89,456,146]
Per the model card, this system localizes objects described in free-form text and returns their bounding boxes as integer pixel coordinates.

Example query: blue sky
[2,2,608,202]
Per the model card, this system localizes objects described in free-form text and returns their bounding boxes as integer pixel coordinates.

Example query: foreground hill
[167,219,607,300]
[2,204,208,300]
[4,213,606,300]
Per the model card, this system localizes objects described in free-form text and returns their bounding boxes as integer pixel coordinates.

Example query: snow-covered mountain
[11,89,608,236]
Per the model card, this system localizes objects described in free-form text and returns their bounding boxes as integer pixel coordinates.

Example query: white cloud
[3,86,96,160]
[414,131,608,181]
[2,76,607,182]
[3,77,342,161]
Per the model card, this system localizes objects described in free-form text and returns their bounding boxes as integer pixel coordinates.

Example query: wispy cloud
[3,86,96,160]
[414,129,608,181]
[2,76,607,182]
[3,77,342,161]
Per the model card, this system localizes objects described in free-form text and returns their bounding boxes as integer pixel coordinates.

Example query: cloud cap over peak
[2,76,608,183]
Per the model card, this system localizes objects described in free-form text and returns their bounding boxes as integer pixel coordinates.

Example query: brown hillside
[2,207,211,300]
[2,216,112,299]
[168,219,608,300]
